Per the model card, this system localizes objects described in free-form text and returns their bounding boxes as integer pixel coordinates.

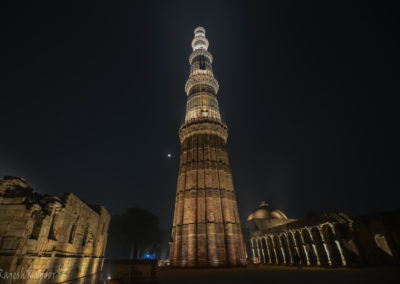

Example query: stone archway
[302,229,317,266]
[261,237,270,264]
[273,235,284,264]
[257,238,265,264]
[250,238,258,263]
[267,236,277,264]
[280,234,292,265]
[287,232,298,266]
[311,226,329,267]
[324,225,345,267]
[29,211,43,240]
[294,230,308,265]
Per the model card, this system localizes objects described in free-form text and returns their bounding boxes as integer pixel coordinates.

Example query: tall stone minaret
[170,27,246,267]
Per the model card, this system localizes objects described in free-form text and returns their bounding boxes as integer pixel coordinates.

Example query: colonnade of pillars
[250,224,348,267]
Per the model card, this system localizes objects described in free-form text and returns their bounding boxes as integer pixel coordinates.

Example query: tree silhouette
[109,207,162,260]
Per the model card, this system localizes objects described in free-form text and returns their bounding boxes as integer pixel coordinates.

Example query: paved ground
[66,265,400,284]
[157,265,400,284]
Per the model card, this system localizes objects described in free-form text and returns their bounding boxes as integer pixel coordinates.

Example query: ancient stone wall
[0,176,110,283]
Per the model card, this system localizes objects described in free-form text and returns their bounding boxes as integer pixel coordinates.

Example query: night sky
[2,1,399,229]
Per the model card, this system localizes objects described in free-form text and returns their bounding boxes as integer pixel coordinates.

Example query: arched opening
[294,231,307,265]
[257,238,265,264]
[287,233,297,266]
[280,235,291,265]
[311,227,328,267]
[82,223,89,247]
[251,238,259,262]
[261,237,269,264]
[324,225,343,267]
[101,222,106,235]
[335,224,358,265]
[250,238,257,261]
[69,222,77,244]
[273,235,284,264]
[30,211,43,240]
[48,217,57,241]
[267,236,276,264]
[302,229,317,266]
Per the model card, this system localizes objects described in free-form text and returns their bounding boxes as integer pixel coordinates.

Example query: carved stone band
[179,118,228,143]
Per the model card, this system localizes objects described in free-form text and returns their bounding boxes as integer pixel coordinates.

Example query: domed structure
[242,202,295,234]
[247,201,288,221]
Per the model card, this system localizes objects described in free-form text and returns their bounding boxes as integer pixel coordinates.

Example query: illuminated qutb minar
[170,27,246,267]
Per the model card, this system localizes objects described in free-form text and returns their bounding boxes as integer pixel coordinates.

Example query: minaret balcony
[179,117,228,143]
[185,74,219,95]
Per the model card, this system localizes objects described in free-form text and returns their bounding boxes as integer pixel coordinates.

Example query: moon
[167,153,172,158]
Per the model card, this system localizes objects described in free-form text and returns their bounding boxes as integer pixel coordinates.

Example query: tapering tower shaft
[170,27,246,267]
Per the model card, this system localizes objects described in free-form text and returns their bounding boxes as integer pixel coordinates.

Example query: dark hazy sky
[2,1,399,228]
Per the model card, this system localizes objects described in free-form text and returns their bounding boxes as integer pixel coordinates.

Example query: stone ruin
[0,176,110,283]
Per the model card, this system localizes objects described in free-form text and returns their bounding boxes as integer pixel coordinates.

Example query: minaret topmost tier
[185,27,219,97]
[184,27,221,123]
[192,26,209,50]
